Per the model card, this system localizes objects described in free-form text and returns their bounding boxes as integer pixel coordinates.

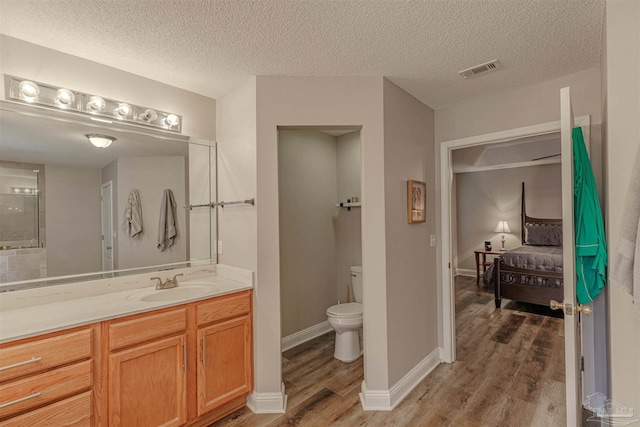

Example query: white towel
[157,189,177,251]
[611,146,640,312]
[122,189,143,238]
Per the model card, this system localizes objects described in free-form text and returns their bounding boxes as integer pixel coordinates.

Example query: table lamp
[494,220,511,250]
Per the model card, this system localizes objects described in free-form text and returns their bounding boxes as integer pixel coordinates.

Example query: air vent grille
[458,59,501,79]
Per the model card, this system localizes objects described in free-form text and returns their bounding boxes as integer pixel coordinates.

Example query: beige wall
[253,76,389,396]
[0,35,216,140]
[336,131,363,299]
[382,78,437,385]
[436,67,601,142]
[116,156,187,269]
[455,163,562,271]
[216,77,257,271]
[45,165,101,276]
[278,130,338,337]
[605,0,640,417]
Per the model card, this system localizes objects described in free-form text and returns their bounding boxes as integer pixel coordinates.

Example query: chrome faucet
[150,273,183,290]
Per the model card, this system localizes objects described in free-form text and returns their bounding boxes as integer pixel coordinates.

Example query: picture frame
[407,180,426,223]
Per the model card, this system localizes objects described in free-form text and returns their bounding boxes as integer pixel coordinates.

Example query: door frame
[101,180,114,271]
[438,115,590,364]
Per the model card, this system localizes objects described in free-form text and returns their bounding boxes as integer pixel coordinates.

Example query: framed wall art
[407,180,426,224]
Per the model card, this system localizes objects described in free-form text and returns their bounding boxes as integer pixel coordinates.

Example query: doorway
[277,128,364,406]
[101,180,113,271]
[440,114,599,425]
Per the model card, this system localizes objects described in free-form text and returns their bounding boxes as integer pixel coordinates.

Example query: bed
[493,183,564,309]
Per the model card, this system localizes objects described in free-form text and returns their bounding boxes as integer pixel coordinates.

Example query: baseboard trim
[359,347,441,411]
[455,268,476,277]
[281,321,333,352]
[246,382,287,414]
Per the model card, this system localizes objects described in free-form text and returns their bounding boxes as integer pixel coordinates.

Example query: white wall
[278,130,338,337]
[382,78,437,386]
[0,36,216,140]
[116,157,186,269]
[605,0,640,418]
[336,131,363,299]
[45,165,101,276]
[455,163,562,270]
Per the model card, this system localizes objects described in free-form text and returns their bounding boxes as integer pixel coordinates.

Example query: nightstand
[474,249,504,286]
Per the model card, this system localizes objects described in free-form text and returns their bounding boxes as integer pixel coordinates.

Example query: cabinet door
[197,315,252,415]
[109,335,187,427]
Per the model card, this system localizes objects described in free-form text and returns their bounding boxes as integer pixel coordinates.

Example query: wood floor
[210,275,566,426]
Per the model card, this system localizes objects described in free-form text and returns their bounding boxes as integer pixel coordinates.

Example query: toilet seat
[326,302,362,318]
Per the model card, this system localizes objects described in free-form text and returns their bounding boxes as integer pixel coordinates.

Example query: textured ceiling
[0,0,604,109]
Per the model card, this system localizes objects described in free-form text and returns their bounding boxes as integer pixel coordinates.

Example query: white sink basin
[129,284,216,303]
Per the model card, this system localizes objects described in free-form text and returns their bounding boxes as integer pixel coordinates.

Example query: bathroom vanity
[0,268,253,427]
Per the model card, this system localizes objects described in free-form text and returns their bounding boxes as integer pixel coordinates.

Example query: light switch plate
[217,240,223,254]
[430,234,436,247]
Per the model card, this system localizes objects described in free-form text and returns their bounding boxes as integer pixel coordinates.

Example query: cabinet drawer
[197,291,251,327]
[0,328,92,383]
[0,390,92,427]
[109,307,187,351]
[0,359,92,419]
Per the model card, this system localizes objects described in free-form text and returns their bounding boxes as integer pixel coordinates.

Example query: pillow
[526,223,563,246]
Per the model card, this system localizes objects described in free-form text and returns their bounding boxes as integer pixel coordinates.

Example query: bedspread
[484,245,563,289]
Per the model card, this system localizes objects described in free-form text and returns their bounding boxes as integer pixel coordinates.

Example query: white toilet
[326,266,363,362]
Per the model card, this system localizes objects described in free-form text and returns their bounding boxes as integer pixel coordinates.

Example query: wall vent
[458,59,501,79]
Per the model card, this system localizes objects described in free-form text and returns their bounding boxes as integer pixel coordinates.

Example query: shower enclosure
[0,164,46,283]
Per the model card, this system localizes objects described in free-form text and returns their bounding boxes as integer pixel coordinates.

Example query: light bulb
[56,88,75,107]
[86,96,106,112]
[138,109,158,123]
[18,81,40,102]
[164,114,180,127]
[114,103,132,119]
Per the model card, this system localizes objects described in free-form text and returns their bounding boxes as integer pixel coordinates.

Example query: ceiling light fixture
[86,133,115,148]
[5,75,182,133]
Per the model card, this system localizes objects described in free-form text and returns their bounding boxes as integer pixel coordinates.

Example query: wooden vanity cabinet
[0,326,96,427]
[103,289,253,427]
[0,288,253,427]
[105,307,188,427]
[196,291,253,416]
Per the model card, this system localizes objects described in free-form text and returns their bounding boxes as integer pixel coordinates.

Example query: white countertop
[0,264,253,344]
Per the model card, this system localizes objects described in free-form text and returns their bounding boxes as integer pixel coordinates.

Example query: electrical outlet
[430,234,437,247]
[217,240,223,254]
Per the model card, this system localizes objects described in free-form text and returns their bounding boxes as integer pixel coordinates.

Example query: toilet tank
[350,266,363,303]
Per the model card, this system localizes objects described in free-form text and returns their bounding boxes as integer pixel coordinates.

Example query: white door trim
[438,115,590,363]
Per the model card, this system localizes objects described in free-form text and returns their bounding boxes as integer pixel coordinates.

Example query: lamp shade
[494,220,511,233]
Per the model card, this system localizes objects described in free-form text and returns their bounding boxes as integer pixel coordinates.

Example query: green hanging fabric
[573,127,607,303]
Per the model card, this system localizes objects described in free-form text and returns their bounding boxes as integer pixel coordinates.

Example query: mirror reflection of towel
[157,189,177,251]
[122,189,143,238]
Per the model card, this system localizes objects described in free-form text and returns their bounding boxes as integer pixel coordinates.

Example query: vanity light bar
[5,75,182,133]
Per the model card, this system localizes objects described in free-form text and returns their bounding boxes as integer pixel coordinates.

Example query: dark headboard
[521,182,563,244]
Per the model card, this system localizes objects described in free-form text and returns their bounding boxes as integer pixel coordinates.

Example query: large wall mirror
[0,101,216,289]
